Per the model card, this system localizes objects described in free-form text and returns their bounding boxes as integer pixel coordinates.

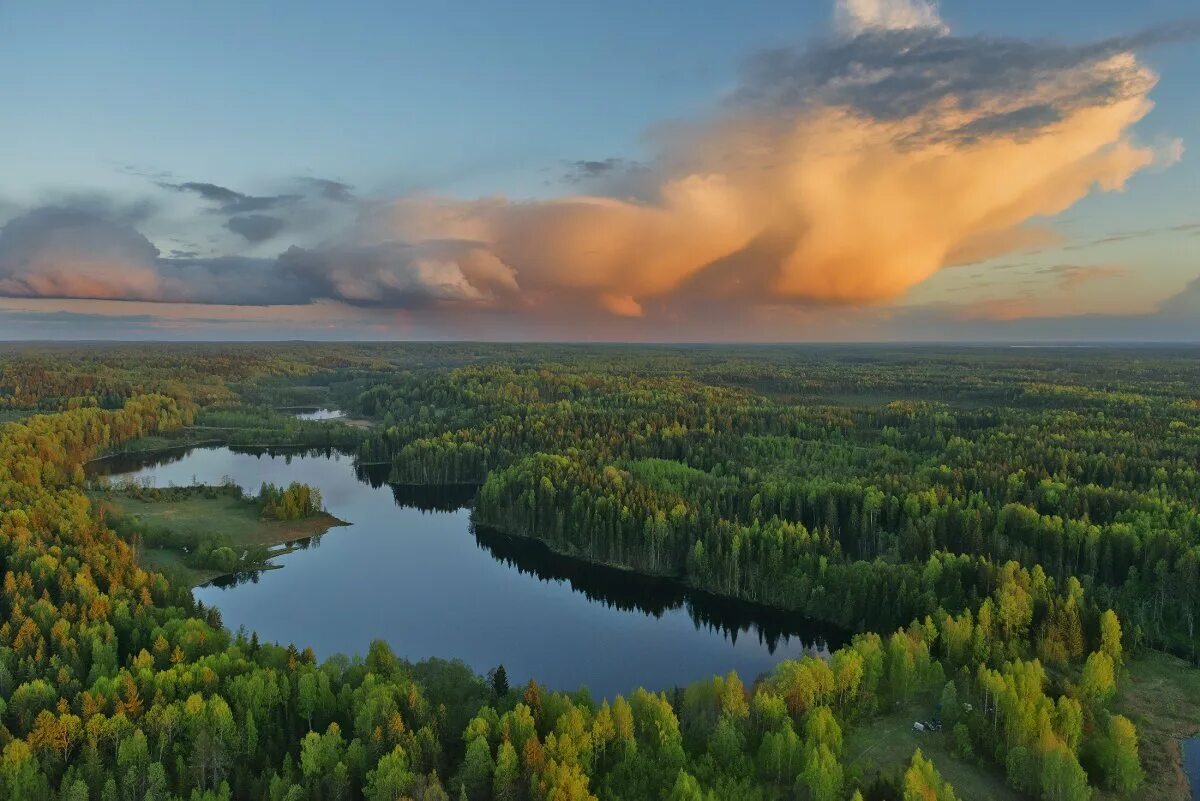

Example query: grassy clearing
[97,490,346,586]
[844,697,1024,801]
[1104,651,1200,801]
[842,654,1200,801]
[135,548,228,587]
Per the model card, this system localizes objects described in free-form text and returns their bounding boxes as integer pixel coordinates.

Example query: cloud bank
[0,0,1188,338]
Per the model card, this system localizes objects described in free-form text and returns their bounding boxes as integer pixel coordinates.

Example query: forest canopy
[0,343,1197,801]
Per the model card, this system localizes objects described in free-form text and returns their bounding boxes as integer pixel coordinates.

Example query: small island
[94,479,347,586]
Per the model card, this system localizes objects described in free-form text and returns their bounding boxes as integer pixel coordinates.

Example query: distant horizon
[3,338,1199,348]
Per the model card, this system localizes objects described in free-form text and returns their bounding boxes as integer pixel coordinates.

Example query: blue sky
[0,0,1197,340]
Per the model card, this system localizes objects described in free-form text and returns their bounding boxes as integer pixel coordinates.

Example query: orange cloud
[0,2,1181,340]
[385,91,1157,320]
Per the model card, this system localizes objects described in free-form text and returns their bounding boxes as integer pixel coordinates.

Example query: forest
[0,342,1197,801]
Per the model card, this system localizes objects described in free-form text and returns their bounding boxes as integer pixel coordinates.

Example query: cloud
[834,0,946,36]
[0,2,1190,340]
[299,178,355,202]
[273,240,518,308]
[944,226,1061,266]
[162,181,300,214]
[1039,264,1128,291]
[0,204,516,310]
[31,193,159,226]
[1153,137,1185,169]
[562,158,649,185]
[735,27,1160,139]
[154,177,362,249]
[0,207,165,301]
[225,214,286,243]
[566,159,625,180]
[376,15,1171,318]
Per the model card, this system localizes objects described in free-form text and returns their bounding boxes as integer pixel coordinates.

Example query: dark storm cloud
[145,254,350,306]
[0,208,159,266]
[0,203,510,309]
[0,206,290,304]
[225,214,286,243]
[734,22,1197,142]
[0,207,164,300]
[273,241,498,308]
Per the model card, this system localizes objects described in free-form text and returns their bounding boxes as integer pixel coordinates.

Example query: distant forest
[0,343,1197,800]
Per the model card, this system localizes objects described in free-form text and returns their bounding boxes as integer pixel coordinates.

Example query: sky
[1,0,1198,341]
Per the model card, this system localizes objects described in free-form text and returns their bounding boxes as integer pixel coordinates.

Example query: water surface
[1183,736,1199,801]
[92,446,845,697]
[289,408,345,421]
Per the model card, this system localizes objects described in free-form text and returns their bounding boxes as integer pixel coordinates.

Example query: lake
[1184,736,1199,801]
[90,445,846,698]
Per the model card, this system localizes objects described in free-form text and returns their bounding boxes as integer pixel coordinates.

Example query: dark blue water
[1184,736,1199,801]
[91,446,845,698]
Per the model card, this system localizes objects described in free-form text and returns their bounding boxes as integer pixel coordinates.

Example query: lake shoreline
[471,516,853,647]
[93,479,350,587]
[147,508,350,588]
[92,443,849,698]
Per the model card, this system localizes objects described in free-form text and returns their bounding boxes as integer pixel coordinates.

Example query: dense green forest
[0,343,1197,800]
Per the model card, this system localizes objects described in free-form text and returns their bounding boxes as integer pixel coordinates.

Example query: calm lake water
[90,446,846,697]
[1183,736,1199,801]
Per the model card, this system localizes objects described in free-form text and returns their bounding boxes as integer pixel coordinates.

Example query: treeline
[355,363,1200,660]
[0,393,1012,801]
[193,406,367,452]
[259,482,325,521]
[0,344,1193,799]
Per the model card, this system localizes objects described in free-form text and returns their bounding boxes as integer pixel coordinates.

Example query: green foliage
[259,482,324,521]
[0,344,1191,801]
[1081,650,1117,702]
[904,748,959,801]
[1085,712,1146,794]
